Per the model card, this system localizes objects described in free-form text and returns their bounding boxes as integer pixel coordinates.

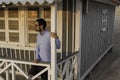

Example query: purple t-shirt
[36,30,60,62]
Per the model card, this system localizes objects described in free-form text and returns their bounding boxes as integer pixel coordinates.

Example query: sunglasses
[35,24,39,26]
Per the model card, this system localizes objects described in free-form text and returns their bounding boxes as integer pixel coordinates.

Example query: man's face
[34,22,43,32]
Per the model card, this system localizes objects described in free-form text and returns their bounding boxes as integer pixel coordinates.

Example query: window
[0,20,5,41]
[8,8,19,43]
[44,7,51,31]
[0,32,5,41]
[9,33,19,42]
[0,8,5,41]
[27,8,39,45]
[0,7,20,45]
[26,7,51,47]
[0,8,5,17]
[0,7,51,47]
[8,8,18,18]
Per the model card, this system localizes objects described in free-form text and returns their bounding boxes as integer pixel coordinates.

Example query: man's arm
[35,43,40,63]
[55,38,60,49]
[51,32,61,49]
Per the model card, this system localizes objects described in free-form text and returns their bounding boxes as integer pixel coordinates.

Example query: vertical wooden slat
[48,66,51,80]
[28,50,31,60]
[12,63,16,80]
[19,49,22,68]
[10,48,13,58]
[1,48,4,56]
[24,50,27,72]
[15,49,17,58]
[5,62,10,80]
[5,48,8,57]
[34,50,36,60]
[19,49,21,59]
[23,50,26,59]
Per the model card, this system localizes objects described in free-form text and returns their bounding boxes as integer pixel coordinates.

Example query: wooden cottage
[0,0,119,80]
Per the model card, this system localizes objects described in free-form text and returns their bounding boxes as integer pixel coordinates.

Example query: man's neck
[41,29,45,32]
[40,29,46,34]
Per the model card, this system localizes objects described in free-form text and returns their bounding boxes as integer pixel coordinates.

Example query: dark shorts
[28,65,48,80]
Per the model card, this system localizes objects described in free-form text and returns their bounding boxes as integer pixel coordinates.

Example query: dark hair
[36,18,47,29]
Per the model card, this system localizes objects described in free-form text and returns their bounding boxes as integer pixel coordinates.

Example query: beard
[35,27,41,32]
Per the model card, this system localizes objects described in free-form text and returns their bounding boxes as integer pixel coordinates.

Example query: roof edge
[0,0,55,5]
[93,0,120,6]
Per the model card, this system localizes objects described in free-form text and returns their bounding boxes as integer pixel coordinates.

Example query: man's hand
[34,59,39,63]
[51,32,58,39]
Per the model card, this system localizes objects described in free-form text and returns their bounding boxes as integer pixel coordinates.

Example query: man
[28,18,60,80]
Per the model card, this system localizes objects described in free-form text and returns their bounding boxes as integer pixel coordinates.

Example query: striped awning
[0,0,55,5]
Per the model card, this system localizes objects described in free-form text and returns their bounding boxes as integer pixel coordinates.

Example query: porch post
[11,63,16,80]
[5,62,10,80]
[79,0,82,79]
[51,1,57,80]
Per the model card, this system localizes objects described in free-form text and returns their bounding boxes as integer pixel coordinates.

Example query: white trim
[5,8,8,43]
[0,58,50,66]
[75,0,81,52]
[19,7,26,47]
[0,18,5,20]
[0,44,35,50]
[80,44,113,80]
[11,63,16,80]
[5,62,10,80]
[51,1,57,80]
[74,0,82,78]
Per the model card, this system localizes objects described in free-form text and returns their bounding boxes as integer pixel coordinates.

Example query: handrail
[0,57,50,67]
[0,45,35,50]
[57,51,79,80]
[57,51,79,64]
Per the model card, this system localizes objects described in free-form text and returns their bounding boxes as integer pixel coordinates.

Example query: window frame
[25,7,51,47]
[0,6,51,48]
[0,7,21,46]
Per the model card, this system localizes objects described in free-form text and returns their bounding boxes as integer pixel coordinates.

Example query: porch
[0,47,79,80]
[0,0,81,80]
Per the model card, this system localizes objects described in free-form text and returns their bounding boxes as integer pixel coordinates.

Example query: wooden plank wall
[80,1,115,76]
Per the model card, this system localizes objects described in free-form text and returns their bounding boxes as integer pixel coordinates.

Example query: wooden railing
[57,52,80,80]
[0,47,80,80]
[0,57,50,80]
[0,47,36,73]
